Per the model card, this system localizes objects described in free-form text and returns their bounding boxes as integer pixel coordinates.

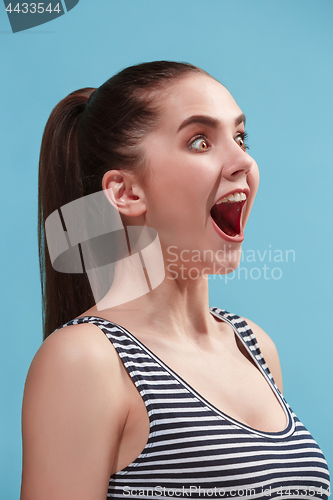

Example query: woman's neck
[88,256,217,341]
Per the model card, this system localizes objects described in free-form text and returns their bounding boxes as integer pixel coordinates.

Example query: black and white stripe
[61,309,330,499]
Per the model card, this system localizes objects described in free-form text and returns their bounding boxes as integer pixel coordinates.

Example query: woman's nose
[221,145,254,180]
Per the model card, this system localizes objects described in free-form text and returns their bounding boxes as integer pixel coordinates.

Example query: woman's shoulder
[213,309,281,367]
[24,319,129,418]
[22,318,130,435]
[21,320,130,499]
[241,316,277,350]
[37,319,121,376]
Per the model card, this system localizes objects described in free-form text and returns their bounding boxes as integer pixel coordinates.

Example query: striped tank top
[60,308,330,499]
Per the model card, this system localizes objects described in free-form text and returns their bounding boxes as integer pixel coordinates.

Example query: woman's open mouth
[210,191,247,239]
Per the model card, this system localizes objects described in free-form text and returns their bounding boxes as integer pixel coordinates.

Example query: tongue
[210,201,244,237]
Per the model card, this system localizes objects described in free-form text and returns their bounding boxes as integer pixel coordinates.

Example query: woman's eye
[235,132,249,151]
[188,136,210,152]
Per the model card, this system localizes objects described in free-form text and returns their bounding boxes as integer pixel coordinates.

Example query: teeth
[215,191,247,205]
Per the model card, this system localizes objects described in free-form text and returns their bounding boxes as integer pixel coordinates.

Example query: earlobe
[102,169,147,217]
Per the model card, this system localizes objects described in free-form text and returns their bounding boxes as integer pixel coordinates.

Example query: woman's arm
[20,324,129,500]
[242,318,283,394]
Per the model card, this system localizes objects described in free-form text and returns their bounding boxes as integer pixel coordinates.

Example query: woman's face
[140,74,260,276]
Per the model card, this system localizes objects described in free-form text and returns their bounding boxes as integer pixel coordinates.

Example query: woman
[21,62,330,499]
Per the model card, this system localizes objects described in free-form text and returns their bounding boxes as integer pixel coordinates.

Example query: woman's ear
[102,169,147,217]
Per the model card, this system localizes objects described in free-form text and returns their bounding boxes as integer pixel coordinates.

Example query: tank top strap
[209,307,278,391]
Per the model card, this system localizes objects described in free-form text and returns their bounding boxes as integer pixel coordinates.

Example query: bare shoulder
[21,322,129,500]
[30,321,121,378]
[24,322,127,403]
[242,317,283,394]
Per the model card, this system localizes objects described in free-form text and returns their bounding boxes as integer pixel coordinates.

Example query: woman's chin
[214,261,241,276]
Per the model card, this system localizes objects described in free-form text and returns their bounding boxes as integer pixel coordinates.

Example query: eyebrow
[177,113,246,133]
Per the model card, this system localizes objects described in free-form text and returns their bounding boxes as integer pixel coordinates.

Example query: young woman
[21,62,330,500]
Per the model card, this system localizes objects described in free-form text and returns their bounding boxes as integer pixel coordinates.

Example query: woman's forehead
[157,74,243,130]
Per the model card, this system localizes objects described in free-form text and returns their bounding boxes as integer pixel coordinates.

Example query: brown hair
[38,61,207,339]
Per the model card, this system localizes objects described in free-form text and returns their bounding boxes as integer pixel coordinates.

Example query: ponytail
[38,88,96,339]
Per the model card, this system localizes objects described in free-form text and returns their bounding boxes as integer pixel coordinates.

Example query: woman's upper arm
[20,324,128,500]
[242,317,284,394]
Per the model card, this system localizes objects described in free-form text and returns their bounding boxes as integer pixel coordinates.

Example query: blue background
[1,1,332,498]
